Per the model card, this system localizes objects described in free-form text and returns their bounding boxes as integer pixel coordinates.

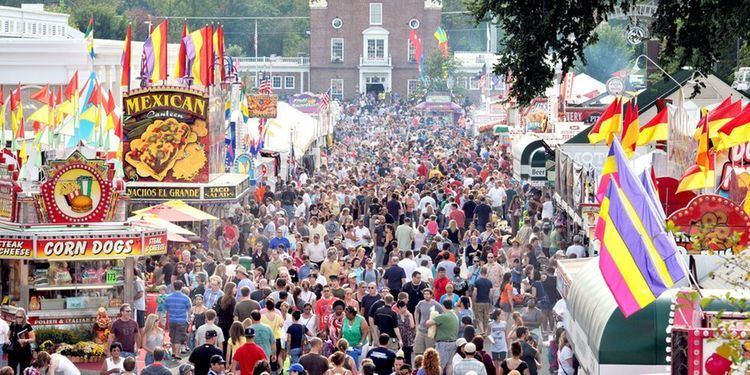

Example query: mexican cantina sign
[123,87,210,183]
[35,151,116,224]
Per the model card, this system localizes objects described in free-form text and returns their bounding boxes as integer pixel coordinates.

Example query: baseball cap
[210,354,226,365]
[289,364,305,374]
[244,327,256,337]
[455,338,467,347]
[396,350,405,359]
[464,342,477,354]
[205,330,218,339]
[178,364,194,375]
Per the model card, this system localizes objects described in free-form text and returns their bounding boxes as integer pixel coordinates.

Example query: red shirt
[449,209,465,229]
[315,297,337,331]
[434,276,450,301]
[234,342,267,375]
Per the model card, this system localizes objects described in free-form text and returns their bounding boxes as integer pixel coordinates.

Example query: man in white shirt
[397,250,418,279]
[353,219,372,247]
[488,182,507,216]
[541,193,554,221]
[418,194,436,214]
[309,216,327,240]
[396,218,415,252]
[133,271,147,328]
[566,235,586,258]
[307,234,327,265]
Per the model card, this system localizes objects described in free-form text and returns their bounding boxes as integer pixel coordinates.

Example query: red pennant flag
[88,81,102,106]
[121,24,132,88]
[65,72,79,100]
[30,84,51,103]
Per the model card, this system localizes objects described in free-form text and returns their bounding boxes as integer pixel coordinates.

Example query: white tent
[247,101,318,158]
[568,73,607,105]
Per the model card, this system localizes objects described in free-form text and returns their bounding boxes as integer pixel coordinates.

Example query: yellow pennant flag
[26,105,52,124]
[80,105,99,123]
[57,99,76,115]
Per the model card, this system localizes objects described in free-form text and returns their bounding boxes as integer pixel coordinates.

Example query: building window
[331,38,344,62]
[458,77,468,89]
[408,40,417,63]
[284,76,295,89]
[332,17,343,29]
[369,3,382,25]
[3,21,8,33]
[31,23,37,35]
[272,76,282,89]
[407,79,420,96]
[41,24,47,35]
[366,38,385,61]
[469,77,479,90]
[330,79,344,100]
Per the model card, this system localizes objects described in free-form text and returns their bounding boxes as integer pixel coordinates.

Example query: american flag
[319,89,330,111]
[258,73,272,95]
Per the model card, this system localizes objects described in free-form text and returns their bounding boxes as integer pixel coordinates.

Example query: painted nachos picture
[124,118,208,181]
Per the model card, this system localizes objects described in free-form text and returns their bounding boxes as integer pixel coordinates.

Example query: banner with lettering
[122,87,210,183]
[36,237,143,260]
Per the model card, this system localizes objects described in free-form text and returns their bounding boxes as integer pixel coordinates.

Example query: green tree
[574,23,635,83]
[50,0,127,40]
[225,44,243,57]
[417,51,467,100]
[466,1,750,105]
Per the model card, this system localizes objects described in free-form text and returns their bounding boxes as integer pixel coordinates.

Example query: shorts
[499,302,512,313]
[136,310,145,328]
[169,322,188,345]
[491,351,507,361]
[435,341,457,371]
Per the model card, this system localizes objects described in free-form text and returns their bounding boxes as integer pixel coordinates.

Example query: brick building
[308,0,442,100]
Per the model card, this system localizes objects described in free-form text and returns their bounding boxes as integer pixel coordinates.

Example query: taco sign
[123,87,210,183]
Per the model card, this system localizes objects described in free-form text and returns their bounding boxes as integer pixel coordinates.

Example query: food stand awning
[133,199,219,222]
[0,222,167,260]
[561,258,741,375]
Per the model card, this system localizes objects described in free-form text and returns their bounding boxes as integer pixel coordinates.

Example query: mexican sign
[36,151,115,224]
[247,95,278,118]
[123,87,210,183]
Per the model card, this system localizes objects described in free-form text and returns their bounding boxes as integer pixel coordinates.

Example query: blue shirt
[298,264,312,281]
[203,288,224,310]
[164,292,192,323]
[269,236,291,251]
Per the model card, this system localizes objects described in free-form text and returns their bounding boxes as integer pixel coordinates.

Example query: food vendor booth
[0,150,167,327]
[415,92,463,124]
[556,258,742,375]
[122,86,251,217]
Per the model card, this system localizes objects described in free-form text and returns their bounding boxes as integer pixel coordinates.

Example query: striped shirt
[164,292,192,324]
[203,288,224,310]
[452,358,487,375]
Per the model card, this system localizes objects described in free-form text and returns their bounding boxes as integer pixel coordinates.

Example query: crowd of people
[0,95,587,375]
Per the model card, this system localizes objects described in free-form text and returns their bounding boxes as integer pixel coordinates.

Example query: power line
[130,16,310,20]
